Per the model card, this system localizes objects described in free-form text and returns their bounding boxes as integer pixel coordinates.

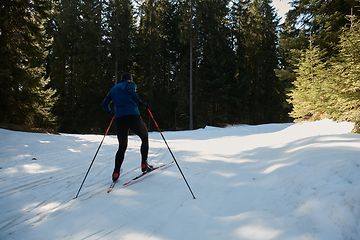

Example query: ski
[107,168,123,193]
[123,161,174,187]
[107,182,117,193]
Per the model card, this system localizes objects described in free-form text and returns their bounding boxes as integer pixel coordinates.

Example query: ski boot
[141,162,154,173]
[112,170,120,182]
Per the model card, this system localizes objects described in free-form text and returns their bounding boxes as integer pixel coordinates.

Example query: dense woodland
[0,0,359,133]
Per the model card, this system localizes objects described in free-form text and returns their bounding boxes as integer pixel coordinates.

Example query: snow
[1,119,360,240]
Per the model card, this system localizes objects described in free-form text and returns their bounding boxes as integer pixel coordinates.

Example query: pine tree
[49,0,81,132]
[0,0,56,128]
[43,0,291,132]
[229,0,251,124]
[279,0,359,124]
[285,0,358,55]
[173,0,196,129]
[133,0,175,130]
[106,0,135,85]
[50,0,110,133]
[152,0,185,130]
[195,0,237,127]
[284,2,360,132]
[276,21,309,118]
[330,11,360,132]
[237,0,285,124]
[288,38,331,121]
[74,0,108,132]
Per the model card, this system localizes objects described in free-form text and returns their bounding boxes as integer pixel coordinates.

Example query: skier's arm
[102,93,113,115]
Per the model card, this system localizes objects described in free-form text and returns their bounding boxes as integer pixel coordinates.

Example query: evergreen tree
[283,1,360,133]
[278,1,359,118]
[133,0,180,130]
[329,11,360,132]
[175,0,200,129]
[75,0,107,133]
[229,0,251,124]
[49,0,81,132]
[288,39,331,121]
[195,0,237,127]
[105,0,135,85]
[50,0,109,133]
[276,20,309,119]
[286,0,358,54]
[238,0,285,124]
[152,0,185,130]
[0,0,56,128]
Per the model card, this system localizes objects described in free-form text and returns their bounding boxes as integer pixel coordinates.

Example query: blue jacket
[102,80,141,118]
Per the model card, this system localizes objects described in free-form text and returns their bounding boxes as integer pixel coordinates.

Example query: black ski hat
[122,72,133,80]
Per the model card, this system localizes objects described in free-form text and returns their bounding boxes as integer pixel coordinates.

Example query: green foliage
[4,0,359,134]
[280,0,360,133]
[288,9,360,132]
[133,0,178,130]
[330,13,360,131]
[288,40,331,121]
[194,0,237,126]
[0,0,56,128]
[49,0,131,133]
[3,0,292,133]
[285,0,358,54]
[235,0,287,124]
[106,0,135,84]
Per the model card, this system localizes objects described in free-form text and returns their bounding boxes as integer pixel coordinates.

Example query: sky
[272,0,293,23]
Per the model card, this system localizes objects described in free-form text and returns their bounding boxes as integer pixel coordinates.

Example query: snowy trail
[0,119,359,240]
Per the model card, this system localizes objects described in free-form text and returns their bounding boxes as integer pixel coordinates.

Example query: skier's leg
[128,115,150,171]
[114,117,129,180]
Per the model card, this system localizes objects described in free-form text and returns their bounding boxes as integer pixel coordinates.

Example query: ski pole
[147,108,196,199]
[74,115,115,199]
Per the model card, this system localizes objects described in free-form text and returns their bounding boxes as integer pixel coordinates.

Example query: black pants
[115,114,148,172]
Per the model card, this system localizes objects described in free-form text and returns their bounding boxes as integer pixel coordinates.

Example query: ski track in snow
[0,119,360,240]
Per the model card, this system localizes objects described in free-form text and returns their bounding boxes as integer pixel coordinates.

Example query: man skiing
[102,72,153,182]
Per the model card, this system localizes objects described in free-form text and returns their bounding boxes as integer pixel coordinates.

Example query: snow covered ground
[0,119,359,240]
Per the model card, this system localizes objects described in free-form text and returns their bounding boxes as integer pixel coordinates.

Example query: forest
[0,0,359,133]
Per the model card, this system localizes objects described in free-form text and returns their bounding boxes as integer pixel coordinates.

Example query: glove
[107,110,114,116]
[138,102,150,109]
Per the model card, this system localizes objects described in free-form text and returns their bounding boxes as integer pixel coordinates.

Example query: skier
[102,72,153,182]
